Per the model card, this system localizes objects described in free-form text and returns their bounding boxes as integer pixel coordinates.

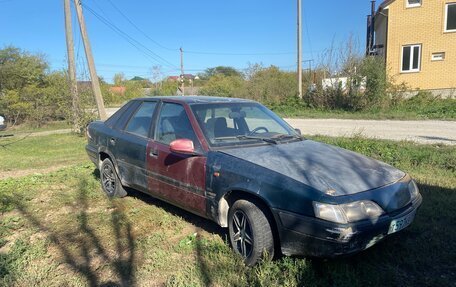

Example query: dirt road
[286,118,456,145]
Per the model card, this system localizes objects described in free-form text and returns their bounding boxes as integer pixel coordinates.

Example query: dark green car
[86,96,422,265]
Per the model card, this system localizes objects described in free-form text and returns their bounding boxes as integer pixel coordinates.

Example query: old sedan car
[86,96,422,265]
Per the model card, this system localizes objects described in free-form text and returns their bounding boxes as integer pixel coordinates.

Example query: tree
[113,73,125,86]
[240,66,297,104]
[0,46,73,126]
[0,46,48,93]
[200,66,243,79]
[199,74,243,98]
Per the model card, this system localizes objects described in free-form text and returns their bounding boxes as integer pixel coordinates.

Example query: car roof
[135,96,257,104]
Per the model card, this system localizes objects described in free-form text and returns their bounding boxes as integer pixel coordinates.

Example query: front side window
[406,0,421,8]
[402,44,421,72]
[124,101,157,137]
[156,103,199,146]
[446,3,456,32]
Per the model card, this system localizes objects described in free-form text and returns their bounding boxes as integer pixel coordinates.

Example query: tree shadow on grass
[93,169,229,286]
[5,177,136,287]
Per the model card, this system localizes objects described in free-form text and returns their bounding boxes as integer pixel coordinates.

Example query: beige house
[372,0,456,96]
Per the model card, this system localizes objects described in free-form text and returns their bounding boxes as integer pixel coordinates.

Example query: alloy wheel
[102,163,116,195]
[232,210,254,258]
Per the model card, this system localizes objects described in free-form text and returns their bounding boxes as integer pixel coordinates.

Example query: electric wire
[99,0,296,57]
[105,0,177,52]
[81,3,178,69]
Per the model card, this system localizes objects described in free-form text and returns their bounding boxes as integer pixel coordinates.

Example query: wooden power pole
[64,0,81,131]
[73,0,107,120]
[180,47,185,96]
[297,0,303,99]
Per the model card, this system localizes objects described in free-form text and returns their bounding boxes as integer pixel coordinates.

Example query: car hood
[219,140,405,196]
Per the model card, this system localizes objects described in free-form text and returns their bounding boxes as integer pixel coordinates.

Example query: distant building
[109,86,126,95]
[368,0,456,96]
[167,74,196,81]
[167,76,179,81]
[322,77,366,92]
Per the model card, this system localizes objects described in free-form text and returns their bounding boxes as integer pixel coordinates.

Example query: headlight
[313,202,347,224]
[408,180,419,199]
[313,200,384,224]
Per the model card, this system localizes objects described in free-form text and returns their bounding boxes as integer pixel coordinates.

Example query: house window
[402,44,421,72]
[406,0,421,8]
[431,52,445,61]
[446,3,456,32]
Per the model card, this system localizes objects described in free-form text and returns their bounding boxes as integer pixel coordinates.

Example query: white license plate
[388,211,416,234]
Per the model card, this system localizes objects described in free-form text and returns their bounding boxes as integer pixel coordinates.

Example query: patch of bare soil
[0,165,70,180]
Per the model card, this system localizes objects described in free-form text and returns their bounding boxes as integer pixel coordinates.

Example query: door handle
[149,147,159,157]
[109,138,116,145]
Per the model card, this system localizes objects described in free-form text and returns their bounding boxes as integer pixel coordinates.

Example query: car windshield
[191,102,301,147]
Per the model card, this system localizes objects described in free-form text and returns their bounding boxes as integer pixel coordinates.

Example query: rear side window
[104,101,132,128]
[124,101,157,137]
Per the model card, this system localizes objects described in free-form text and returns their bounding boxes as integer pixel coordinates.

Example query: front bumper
[274,194,422,257]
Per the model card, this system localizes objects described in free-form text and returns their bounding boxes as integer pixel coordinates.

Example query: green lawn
[272,97,456,120]
[0,133,87,174]
[0,134,455,286]
[0,121,72,136]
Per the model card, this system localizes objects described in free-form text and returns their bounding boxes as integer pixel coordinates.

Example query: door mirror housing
[294,128,302,136]
[170,139,195,155]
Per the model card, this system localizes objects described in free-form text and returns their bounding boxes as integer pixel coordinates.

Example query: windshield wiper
[213,135,278,144]
[271,134,303,141]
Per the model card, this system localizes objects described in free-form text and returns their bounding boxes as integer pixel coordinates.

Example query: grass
[272,97,456,120]
[0,134,455,286]
[0,121,71,136]
[0,133,87,174]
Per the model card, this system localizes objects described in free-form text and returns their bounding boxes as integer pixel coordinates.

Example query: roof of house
[110,86,126,94]
[379,0,395,9]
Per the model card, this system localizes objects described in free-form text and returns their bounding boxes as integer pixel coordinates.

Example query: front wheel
[228,199,274,266]
[100,158,127,198]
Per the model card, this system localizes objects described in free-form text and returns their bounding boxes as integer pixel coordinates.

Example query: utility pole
[297,0,303,99]
[64,0,80,131]
[73,0,107,120]
[180,47,185,96]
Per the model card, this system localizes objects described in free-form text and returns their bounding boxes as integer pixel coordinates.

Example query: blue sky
[0,0,372,83]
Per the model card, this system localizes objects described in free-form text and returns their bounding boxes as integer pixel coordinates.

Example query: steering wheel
[248,126,269,135]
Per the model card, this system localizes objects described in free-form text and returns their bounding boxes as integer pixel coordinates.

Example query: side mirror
[0,115,6,131]
[294,128,302,136]
[170,139,195,155]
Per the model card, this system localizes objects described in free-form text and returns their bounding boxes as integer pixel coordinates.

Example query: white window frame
[406,0,422,8]
[401,44,422,73]
[445,3,456,33]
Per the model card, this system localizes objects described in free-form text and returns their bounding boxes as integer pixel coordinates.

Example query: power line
[302,4,315,62]
[81,3,178,69]
[96,0,298,57]
[105,0,177,52]
[184,50,295,56]
[83,3,177,69]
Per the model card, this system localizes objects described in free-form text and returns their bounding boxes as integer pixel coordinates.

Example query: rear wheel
[100,158,127,198]
[228,199,274,266]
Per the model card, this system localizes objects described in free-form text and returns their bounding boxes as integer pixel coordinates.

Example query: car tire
[100,158,127,198]
[228,199,274,266]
